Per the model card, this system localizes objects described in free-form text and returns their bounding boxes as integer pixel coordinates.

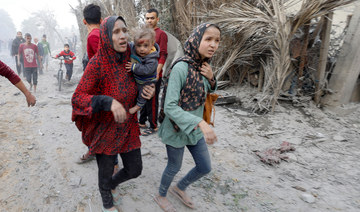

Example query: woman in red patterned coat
[71,16,154,212]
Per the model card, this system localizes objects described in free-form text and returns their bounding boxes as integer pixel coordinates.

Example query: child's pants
[65,63,73,80]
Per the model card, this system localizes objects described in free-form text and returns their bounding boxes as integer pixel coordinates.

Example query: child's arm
[70,51,76,60]
[131,58,158,76]
[55,51,63,58]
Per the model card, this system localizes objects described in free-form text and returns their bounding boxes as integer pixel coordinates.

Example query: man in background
[139,8,168,136]
[34,37,44,75]
[41,34,51,72]
[18,33,41,93]
[76,3,102,164]
[11,31,25,76]
[83,3,102,60]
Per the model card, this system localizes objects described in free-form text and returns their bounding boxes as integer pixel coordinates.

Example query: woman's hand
[111,99,127,123]
[199,62,214,81]
[125,62,132,72]
[198,120,217,145]
[141,84,155,100]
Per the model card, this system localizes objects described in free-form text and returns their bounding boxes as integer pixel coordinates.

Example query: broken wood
[258,66,264,92]
[322,5,360,106]
[239,65,250,85]
[215,96,239,106]
[217,81,231,89]
[297,21,311,90]
[314,13,333,105]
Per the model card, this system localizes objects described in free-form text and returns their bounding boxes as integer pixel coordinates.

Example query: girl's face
[112,19,129,53]
[198,26,221,60]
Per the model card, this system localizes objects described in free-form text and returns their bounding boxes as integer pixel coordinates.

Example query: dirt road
[1,52,359,212]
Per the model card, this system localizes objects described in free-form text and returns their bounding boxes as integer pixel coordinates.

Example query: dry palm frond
[203,0,356,112]
[291,0,356,35]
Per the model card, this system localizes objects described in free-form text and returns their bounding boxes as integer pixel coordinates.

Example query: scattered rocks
[39,130,45,136]
[333,135,347,142]
[315,132,325,138]
[141,149,151,156]
[300,193,316,203]
[292,185,306,192]
[286,153,298,162]
[69,176,82,187]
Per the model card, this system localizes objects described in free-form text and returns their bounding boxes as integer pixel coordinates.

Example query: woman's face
[198,27,221,60]
[112,20,129,53]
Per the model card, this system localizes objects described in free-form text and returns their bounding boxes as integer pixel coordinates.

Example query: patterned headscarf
[159,23,220,131]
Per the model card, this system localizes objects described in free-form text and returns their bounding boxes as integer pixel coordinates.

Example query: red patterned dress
[71,18,140,155]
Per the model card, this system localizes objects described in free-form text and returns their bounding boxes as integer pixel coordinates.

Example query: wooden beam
[258,66,264,92]
[297,21,311,90]
[322,5,360,106]
[314,13,333,105]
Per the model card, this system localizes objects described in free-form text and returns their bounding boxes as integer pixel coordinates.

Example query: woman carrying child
[72,16,154,212]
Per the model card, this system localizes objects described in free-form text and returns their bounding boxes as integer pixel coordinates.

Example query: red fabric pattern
[72,17,140,155]
[0,60,21,85]
[87,28,100,59]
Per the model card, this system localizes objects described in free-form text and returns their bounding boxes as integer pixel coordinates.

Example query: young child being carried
[54,44,76,81]
[126,27,159,114]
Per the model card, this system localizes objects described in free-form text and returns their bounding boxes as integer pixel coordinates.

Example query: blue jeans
[159,137,211,197]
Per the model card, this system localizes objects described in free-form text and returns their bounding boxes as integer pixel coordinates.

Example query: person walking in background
[139,8,168,136]
[18,33,41,93]
[154,23,220,212]
[41,34,51,72]
[72,16,155,212]
[11,31,25,76]
[1,60,36,106]
[54,44,76,81]
[76,3,103,164]
[83,3,102,60]
[34,37,44,75]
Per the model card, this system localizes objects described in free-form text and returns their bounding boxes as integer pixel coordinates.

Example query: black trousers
[96,148,142,209]
[64,63,73,81]
[139,79,161,129]
[14,55,22,75]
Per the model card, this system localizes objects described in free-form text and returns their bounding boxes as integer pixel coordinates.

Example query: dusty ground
[1,49,360,212]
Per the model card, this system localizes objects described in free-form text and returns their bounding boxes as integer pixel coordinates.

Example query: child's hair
[64,44,70,48]
[133,27,156,45]
[83,4,101,25]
